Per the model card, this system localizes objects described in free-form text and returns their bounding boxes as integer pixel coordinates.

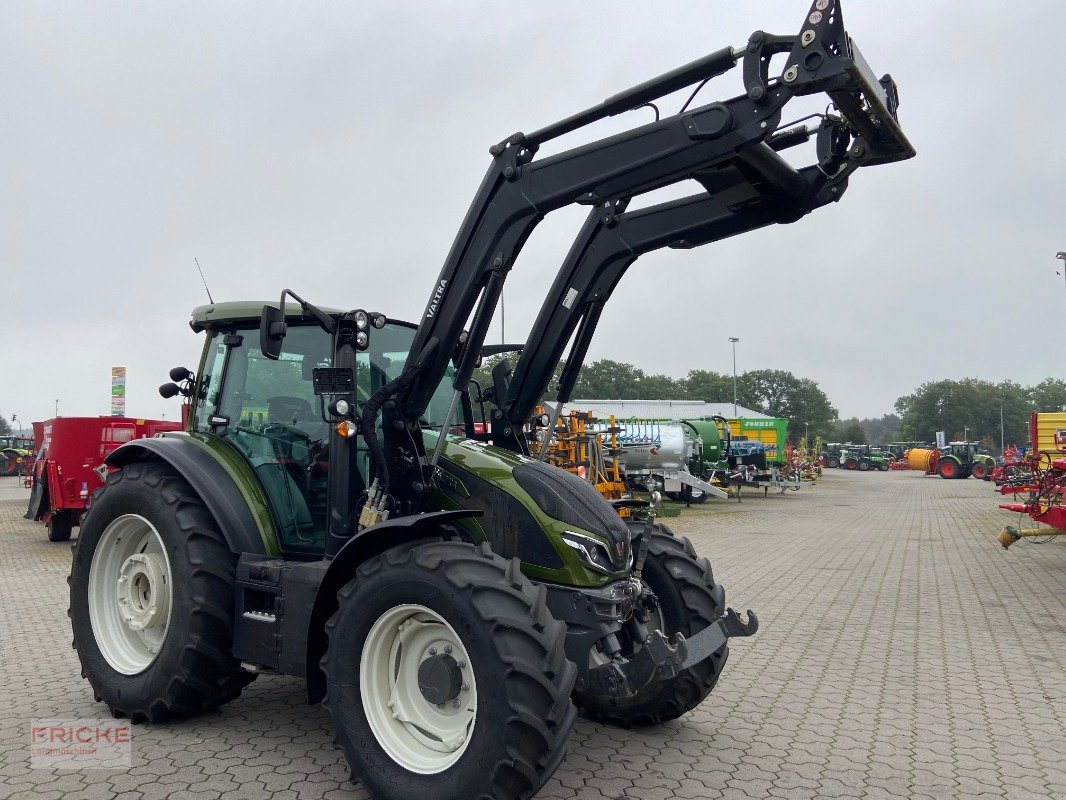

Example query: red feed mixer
[25,417,181,542]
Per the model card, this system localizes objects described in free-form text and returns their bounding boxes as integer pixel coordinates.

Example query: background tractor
[933,442,996,479]
[838,444,890,471]
[66,3,912,798]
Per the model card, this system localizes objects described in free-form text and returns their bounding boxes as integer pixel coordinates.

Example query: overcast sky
[3,1,1064,429]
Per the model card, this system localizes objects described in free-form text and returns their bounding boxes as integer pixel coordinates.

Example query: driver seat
[269,396,314,428]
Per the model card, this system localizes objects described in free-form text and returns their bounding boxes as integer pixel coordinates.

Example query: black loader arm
[500,131,850,436]
[377,0,914,510]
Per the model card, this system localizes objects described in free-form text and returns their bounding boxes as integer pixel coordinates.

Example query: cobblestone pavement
[1,470,1064,800]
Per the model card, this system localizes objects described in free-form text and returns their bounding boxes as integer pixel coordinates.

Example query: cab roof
[189,301,345,333]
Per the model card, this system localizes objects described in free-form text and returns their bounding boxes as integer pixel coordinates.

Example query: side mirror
[260,305,287,360]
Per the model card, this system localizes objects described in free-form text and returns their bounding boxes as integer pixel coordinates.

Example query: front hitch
[587,607,759,699]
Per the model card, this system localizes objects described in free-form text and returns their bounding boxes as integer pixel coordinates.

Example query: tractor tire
[322,541,577,800]
[858,459,871,471]
[878,462,890,471]
[937,459,959,479]
[845,458,858,470]
[68,461,254,723]
[47,510,74,542]
[827,457,840,468]
[574,528,727,727]
[971,463,988,480]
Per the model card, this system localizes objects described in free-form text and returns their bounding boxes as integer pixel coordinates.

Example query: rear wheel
[858,459,871,471]
[322,541,576,800]
[574,528,727,727]
[684,487,707,504]
[827,457,840,468]
[68,461,253,722]
[47,510,74,542]
[937,458,958,479]
[845,458,858,470]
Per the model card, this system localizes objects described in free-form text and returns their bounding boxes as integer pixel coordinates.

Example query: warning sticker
[562,288,578,309]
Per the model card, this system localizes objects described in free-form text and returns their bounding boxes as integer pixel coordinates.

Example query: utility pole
[55,399,59,418]
[1000,407,1005,452]
[729,337,740,417]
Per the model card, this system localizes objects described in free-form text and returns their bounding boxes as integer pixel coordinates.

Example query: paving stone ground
[1,470,1064,800]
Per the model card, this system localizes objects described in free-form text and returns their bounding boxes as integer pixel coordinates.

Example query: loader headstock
[741,0,914,167]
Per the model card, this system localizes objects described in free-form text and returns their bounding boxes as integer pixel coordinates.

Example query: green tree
[895,378,1031,446]
[0,415,10,435]
[860,414,901,444]
[682,370,735,402]
[1030,378,1066,412]
[741,369,837,441]
[834,418,868,444]
[571,359,684,400]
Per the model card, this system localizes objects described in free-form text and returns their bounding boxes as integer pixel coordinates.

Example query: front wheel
[827,457,840,468]
[574,528,728,727]
[322,541,576,800]
[971,462,988,480]
[938,459,958,479]
[858,459,871,471]
[68,461,253,722]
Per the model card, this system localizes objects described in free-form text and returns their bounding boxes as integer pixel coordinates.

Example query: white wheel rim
[360,604,477,774]
[88,514,173,675]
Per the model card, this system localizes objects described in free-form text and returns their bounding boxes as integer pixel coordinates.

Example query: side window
[195,334,228,432]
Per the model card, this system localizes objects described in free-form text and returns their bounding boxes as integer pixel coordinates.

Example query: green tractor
[935,442,996,479]
[839,445,890,471]
[65,4,913,798]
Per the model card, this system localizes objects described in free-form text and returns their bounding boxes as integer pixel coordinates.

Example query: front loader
[67,3,913,799]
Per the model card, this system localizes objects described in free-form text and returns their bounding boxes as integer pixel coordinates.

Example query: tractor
[838,444,889,471]
[67,4,913,799]
[933,441,996,479]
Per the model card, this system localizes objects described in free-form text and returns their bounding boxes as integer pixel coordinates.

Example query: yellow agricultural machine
[533,408,632,515]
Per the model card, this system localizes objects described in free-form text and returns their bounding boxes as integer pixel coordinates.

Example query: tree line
[474,356,1065,449]
[473,356,838,442]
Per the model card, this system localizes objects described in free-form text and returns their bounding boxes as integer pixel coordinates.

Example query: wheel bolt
[437,703,445,710]
[444,645,452,654]
[461,682,469,692]
[452,700,461,708]
[458,661,466,669]
[428,647,437,656]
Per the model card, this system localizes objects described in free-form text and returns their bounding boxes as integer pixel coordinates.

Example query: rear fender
[104,436,275,556]
[304,509,481,703]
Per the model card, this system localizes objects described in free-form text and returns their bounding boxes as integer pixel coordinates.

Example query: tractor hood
[426,432,633,583]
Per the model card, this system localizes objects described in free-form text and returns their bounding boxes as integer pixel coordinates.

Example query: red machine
[995,412,1066,548]
[25,416,181,541]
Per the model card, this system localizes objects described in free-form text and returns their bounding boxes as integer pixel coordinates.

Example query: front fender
[304,509,481,702]
[105,434,279,556]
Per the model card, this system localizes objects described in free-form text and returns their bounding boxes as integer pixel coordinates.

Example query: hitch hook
[721,607,759,638]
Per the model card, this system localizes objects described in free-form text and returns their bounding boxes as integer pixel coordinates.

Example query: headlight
[561,530,630,574]
[354,310,369,330]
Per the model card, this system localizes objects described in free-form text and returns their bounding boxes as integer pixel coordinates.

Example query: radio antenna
[194,257,215,304]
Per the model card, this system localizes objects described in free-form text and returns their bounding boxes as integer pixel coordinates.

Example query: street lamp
[728,337,740,417]
[1057,252,1066,304]
[964,425,969,443]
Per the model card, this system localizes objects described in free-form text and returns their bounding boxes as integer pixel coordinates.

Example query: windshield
[361,323,456,427]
